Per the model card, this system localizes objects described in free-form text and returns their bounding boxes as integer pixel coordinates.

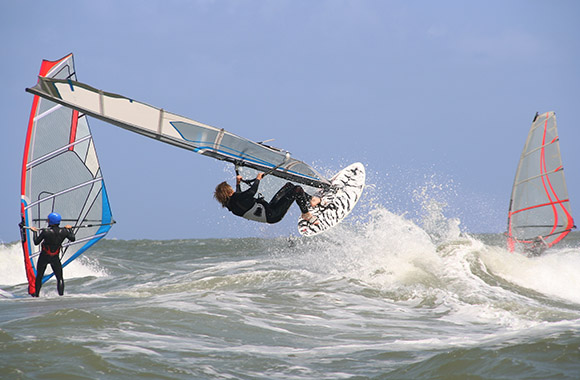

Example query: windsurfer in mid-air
[214,172,321,225]
[30,212,76,297]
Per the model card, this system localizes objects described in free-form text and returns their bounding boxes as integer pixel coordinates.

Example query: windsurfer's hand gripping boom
[236,172,264,186]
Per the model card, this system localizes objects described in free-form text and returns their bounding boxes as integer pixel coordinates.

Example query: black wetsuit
[33,225,76,297]
[524,238,547,256]
[226,179,311,224]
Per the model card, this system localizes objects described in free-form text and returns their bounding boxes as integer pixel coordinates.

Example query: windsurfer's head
[48,212,62,226]
[214,181,234,207]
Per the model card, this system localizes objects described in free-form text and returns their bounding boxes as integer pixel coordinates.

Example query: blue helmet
[48,212,62,225]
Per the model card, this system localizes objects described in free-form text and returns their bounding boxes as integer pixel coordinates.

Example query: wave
[0,242,107,289]
[3,179,579,314]
[278,197,580,328]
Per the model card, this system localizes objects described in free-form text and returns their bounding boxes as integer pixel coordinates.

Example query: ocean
[1,206,579,379]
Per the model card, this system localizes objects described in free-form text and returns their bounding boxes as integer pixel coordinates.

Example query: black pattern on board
[298,163,365,237]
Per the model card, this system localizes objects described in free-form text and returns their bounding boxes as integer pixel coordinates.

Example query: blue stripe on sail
[97,184,113,235]
[168,124,276,166]
[61,183,113,266]
[42,182,113,284]
[59,236,102,270]
[169,121,322,182]
[196,146,320,180]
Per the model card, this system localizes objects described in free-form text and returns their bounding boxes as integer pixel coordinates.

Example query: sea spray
[0,242,107,288]
[2,172,579,379]
[481,246,580,305]
[0,243,26,286]
[1,232,579,378]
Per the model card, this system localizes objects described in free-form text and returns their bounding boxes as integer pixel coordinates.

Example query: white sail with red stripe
[20,54,114,295]
[507,111,575,254]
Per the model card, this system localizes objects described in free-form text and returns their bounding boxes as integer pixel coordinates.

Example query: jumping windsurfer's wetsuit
[226,179,311,224]
[33,225,76,297]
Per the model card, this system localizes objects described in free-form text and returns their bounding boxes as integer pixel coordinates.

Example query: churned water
[1,206,579,379]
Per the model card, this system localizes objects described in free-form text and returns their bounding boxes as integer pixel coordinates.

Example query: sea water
[1,206,579,379]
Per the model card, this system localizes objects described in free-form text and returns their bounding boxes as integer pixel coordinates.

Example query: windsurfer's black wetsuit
[33,225,76,297]
[226,179,311,224]
[524,237,548,257]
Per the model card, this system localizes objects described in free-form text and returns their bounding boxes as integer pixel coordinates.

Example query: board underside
[298,162,365,237]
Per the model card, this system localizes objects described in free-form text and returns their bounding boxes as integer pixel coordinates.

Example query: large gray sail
[27,77,330,189]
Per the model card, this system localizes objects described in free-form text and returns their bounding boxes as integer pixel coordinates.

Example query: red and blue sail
[20,54,114,295]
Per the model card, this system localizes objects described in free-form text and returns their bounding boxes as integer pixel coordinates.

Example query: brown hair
[214,181,233,207]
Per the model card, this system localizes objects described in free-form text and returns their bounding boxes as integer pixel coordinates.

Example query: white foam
[0,243,26,286]
[481,246,580,305]
[0,242,107,287]
[304,207,444,292]
[296,185,579,336]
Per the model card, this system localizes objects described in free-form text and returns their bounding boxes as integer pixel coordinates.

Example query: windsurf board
[298,162,365,236]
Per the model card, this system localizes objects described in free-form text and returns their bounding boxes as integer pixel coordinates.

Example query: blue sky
[1,0,579,241]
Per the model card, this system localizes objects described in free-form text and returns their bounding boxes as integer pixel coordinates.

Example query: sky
[1,0,579,241]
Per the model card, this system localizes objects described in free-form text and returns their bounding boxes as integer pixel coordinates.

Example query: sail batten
[25,177,104,210]
[514,167,566,187]
[27,76,331,189]
[26,135,93,169]
[34,104,63,121]
[507,111,574,254]
[20,54,114,295]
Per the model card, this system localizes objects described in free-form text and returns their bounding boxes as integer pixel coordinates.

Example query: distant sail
[507,112,575,253]
[26,77,330,189]
[20,54,114,295]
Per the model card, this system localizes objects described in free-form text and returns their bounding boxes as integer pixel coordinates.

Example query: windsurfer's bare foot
[302,212,319,225]
[310,196,321,207]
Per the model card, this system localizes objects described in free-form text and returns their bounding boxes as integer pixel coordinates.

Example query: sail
[507,111,574,253]
[20,54,114,295]
[26,77,331,189]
